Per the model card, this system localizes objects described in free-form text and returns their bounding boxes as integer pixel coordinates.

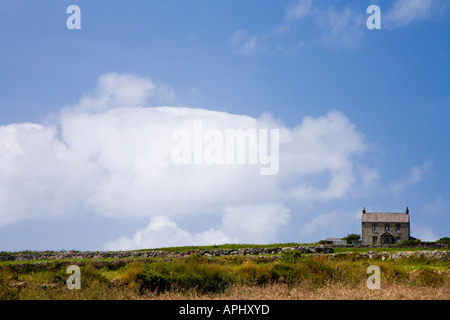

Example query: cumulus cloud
[104,216,230,250]
[298,207,364,242]
[0,123,85,225]
[104,202,290,250]
[0,73,373,249]
[70,72,175,112]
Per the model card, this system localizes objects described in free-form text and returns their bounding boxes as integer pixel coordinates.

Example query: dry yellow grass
[5,279,449,300]
[145,280,450,300]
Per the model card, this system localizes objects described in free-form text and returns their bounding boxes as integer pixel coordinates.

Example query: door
[381,233,395,244]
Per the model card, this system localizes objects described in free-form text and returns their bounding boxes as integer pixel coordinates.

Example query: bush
[341,234,361,242]
[236,260,275,286]
[139,265,172,292]
[436,237,450,244]
[280,251,302,263]
[272,262,296,285]
[139,258,234,294]
[112,262,145,289]
[400,239,421,246]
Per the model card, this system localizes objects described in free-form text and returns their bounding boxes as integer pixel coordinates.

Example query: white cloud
[70,72,174,113]
[389,161,432,194]
[423,196,449,217]
[281,111,367,201]
[286,0,313,21]
[220,203,290,244]
[105,203,290,250]
[237,1,365,52]
[298,209,361,241]
[359,165,381,191]
[231,1,448,54]
[385,0,433,28]
[316,7,365,50]
[104,216,230,250]
[0,123,85,225]
[229,30,262,56]
[0,73,374,248]
[298,211,339,240]
[413,225,438,242]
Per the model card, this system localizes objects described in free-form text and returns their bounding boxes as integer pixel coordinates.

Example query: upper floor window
[396,224,401,232]
[385,224,390,232]
[372,224,378,232]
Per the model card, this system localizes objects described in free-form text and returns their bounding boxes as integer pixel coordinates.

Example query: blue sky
[0,0,449,251]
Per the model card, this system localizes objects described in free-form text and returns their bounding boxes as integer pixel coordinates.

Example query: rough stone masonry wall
[1,245,449,262]
[331,243,450,249]
[0,245,332,262]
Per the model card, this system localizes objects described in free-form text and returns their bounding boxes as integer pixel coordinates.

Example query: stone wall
[331,243,450,249]
[0,245,333,262]
[1,244,449,262]
[331,250,450,261]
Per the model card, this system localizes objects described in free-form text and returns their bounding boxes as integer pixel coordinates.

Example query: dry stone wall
[0,245,332,262]
[1,245,449,262]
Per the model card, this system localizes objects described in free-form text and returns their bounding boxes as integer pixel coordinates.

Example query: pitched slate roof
[362,212,409,223]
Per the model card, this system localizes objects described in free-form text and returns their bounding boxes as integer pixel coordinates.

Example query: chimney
[362,206,366,214]
[406,207,409,214]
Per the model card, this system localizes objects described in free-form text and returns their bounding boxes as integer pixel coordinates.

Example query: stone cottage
[361,207,410,245]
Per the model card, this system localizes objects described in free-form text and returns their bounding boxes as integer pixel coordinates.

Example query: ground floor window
[372,236,377,244]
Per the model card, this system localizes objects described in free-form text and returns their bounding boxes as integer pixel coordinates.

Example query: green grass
[138,243,306,253]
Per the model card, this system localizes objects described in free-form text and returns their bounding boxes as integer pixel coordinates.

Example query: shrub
[112,262,145,289]
[436,237,450,244]
[280,251,302,263]
[400,239,421,246]
[139,258,234,294]
[139,265,172,292]
[236,260,275,286]
[341,234,361,242]
[272,262,296,285]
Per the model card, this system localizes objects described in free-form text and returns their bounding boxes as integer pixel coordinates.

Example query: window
[396,237,401,243]
[385,224,390,232]
[396,224,401,233]
[372,224,378,232]
[372,236,377,244]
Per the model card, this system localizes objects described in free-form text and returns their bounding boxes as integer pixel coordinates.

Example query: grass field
[0,246,448,300]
